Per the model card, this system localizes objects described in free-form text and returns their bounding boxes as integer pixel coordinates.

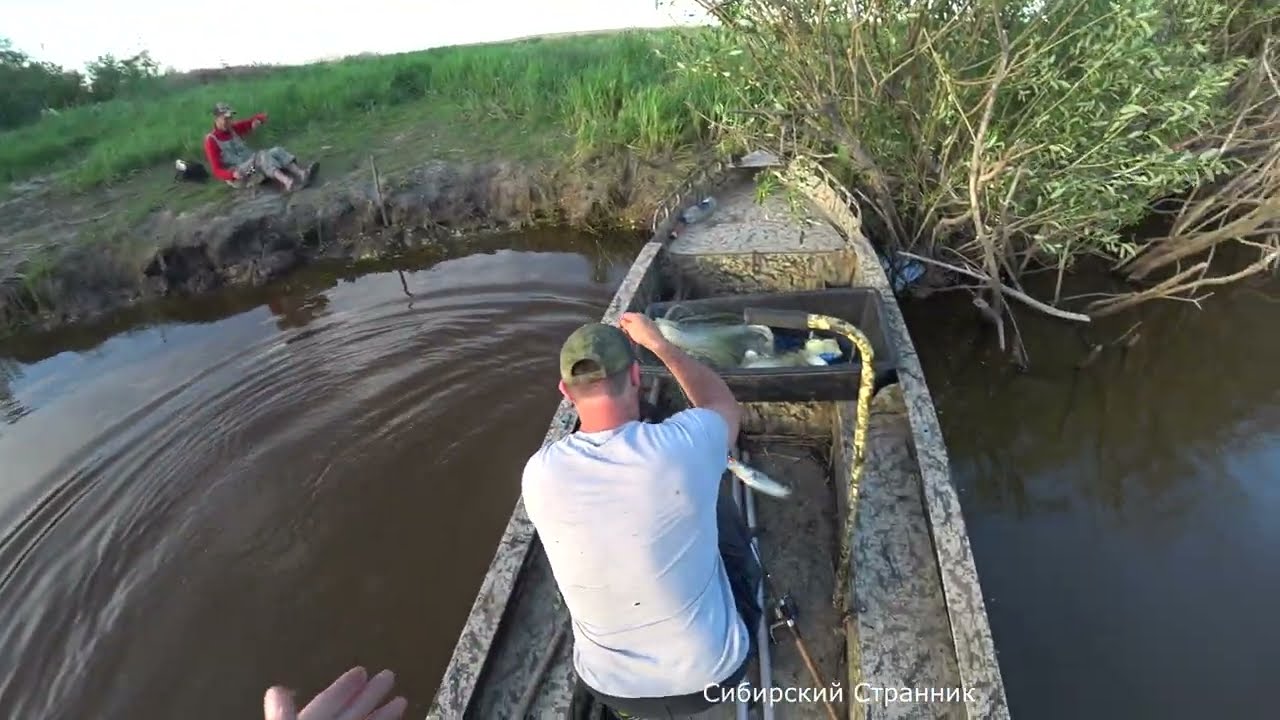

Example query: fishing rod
[646,366,831,717]
[733,452,774,720]
[737,448,841,720]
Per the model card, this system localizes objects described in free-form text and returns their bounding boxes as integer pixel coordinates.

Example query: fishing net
[652,303,858,369]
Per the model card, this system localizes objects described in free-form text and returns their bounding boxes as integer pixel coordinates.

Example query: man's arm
[620,313,741,449]
[203,135,236,181]
[231,113,267,135]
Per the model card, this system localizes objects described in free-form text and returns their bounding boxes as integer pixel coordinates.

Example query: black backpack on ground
[174,159,210,182]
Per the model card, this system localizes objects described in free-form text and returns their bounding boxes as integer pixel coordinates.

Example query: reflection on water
[904,278,1280,719]
[0,230,640,720]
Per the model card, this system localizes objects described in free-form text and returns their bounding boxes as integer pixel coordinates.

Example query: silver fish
[654,317,774,369]
[726,456,792,499]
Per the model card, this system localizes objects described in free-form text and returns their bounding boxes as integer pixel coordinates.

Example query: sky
[1,0,711,72]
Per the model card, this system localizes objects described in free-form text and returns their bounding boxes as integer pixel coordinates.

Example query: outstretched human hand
[264,666,407,720]
[618,312,668,352]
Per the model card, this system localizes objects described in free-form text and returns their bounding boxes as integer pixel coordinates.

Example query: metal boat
[427,158,1009,719]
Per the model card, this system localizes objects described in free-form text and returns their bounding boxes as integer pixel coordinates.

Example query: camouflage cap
[559,323,636,386]
[212,102,236,117]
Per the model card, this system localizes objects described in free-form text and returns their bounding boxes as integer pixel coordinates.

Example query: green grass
[0,30,734,191]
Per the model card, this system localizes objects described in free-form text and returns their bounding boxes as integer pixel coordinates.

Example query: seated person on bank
[522,314,762,718]
[203,102,316,192]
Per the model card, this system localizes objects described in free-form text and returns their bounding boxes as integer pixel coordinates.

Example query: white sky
[1,0,710,72]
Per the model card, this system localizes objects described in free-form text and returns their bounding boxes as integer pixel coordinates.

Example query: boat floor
[709,443,846,719]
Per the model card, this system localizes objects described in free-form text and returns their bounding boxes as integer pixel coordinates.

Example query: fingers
[284,666,403,720]
[618,312,642,334]
[264,686,298,720]
[334,669,399,720]
[299,666,367,718]
[365,696,408,720]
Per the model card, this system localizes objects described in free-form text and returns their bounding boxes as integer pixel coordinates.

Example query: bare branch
[898,251,1093,322]
[1091,246,1279,316]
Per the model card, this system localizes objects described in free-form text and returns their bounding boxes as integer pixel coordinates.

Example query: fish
[654,317,775,369]
[726,456,793,499]
[740,349,828,368]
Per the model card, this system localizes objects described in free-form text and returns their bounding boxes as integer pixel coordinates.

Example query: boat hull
[427,160,1009,720]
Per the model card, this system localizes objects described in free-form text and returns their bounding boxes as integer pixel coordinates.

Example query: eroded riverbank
[0,152,696,336]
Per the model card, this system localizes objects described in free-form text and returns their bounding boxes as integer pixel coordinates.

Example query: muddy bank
[0,153,684,334]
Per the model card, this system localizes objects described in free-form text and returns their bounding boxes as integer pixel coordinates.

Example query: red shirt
[203,113,268,181]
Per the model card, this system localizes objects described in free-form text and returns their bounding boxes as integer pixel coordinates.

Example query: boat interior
[428,164,1007,720]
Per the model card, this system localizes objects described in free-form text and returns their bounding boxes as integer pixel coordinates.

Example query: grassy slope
[0,30,729,191]
[0,30,737,330]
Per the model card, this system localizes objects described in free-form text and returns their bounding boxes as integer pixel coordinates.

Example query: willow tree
[672,0,1280,336]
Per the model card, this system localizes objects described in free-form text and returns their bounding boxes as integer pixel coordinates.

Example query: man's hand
[251,117,263,129]
[264,666,406,720]
[618,312,668,352]
[620,312,741,445]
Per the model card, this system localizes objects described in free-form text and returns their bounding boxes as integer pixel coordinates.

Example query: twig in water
[1006,305,1030,370]
[1112,321,1142,348]
[898,251,1092,323]
[972,296,1006,352]
[1076,344,1103,370]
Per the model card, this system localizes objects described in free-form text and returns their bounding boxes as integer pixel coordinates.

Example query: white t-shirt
[521,408,749,698]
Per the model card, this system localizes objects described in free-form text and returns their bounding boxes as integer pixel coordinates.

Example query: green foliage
[84,51,163,102]
[0,38,89,130]
[0,39,165,132]
[988,0,1245,262]
[0,31,735,189]
[676,0,1256,271]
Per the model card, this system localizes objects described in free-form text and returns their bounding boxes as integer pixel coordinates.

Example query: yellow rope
[801,314,875,616]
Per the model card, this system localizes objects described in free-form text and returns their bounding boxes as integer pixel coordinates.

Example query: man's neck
[576,404,638,434]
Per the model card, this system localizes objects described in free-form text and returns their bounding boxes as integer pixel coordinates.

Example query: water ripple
[0,239,633,720]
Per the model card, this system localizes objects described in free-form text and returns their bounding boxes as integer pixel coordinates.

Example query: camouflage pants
[231,146,296,186]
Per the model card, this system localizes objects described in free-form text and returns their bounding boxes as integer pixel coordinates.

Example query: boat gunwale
[426,161,1010,720]
[789,161,1010,719]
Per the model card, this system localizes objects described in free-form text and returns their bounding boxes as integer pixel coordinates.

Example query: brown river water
[0,232,1276,719]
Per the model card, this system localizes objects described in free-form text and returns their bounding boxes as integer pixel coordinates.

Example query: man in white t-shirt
[522,312,762,718]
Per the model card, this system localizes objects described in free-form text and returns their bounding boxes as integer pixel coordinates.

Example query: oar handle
[742,307,812,330]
